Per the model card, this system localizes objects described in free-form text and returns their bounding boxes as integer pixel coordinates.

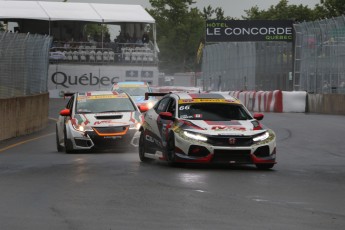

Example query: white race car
[111,81,157,110]
[56,91,146,153]
[139,92,277,169]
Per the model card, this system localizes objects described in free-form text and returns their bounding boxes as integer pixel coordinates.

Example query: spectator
[142,32,149,43]
[125,32,131,43]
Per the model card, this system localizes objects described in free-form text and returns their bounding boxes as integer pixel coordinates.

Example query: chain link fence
[0,31,52,98]
[201,41,293,92]
[294,16,345,94]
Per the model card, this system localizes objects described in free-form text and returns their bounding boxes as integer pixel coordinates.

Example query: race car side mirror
[253,113,264,120]
[138,105,149,113]
[60,109,71,116]
[159,112,174,121]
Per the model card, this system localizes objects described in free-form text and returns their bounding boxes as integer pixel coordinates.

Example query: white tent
[0,1,155,23]
[0,1,157,50]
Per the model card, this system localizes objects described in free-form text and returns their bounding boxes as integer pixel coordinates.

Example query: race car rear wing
[144,92,169,100]
[63,92,76,99]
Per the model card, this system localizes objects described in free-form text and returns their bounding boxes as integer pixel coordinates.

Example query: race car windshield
[117,87,149,96]
[76,98,136,113]
[178,103,252,121]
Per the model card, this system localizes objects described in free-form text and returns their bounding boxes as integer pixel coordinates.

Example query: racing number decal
[179,105,190,111]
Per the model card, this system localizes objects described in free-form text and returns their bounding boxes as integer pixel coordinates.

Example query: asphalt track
[0,98,344,230]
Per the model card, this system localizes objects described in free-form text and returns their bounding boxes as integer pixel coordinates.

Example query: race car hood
[72,111,141,127]
[184,119,266,136]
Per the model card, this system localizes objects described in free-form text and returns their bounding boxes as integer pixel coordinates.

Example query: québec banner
[206,20,294,42]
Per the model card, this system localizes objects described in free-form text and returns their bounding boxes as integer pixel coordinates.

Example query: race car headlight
[253,132,269,142]
[72,124,93,133]
[129,123,141,130]
[184,131,208,142]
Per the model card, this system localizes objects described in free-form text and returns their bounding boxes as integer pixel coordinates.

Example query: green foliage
[202,6,235,20]
[148,0,228,73]
[148,0,203,73]
[318,0,345,18]
[243,0,318,21]
[84,24,111,42]
[243,0,345,21]
[0,22,4,31]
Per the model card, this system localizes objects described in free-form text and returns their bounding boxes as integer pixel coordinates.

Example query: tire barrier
[147,88,310,113]
[228,90,307,113]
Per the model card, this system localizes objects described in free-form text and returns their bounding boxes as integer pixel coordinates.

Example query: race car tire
[56,126,63,152]
[138,131,153,162]
[256,163,274,170]
[166,132,176,164]
[64,125,74,154]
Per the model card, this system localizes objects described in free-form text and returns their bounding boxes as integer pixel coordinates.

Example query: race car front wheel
[139,131,153,162]
[64,125,74,154]
[166,132,176,163]
[56,126,63,152]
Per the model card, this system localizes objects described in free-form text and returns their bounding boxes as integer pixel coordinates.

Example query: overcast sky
[2,0,322,18]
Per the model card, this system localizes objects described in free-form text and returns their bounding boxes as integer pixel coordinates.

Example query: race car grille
[207,136,253,147]
[188,145,210,157]
[93,126,128,135]
[212,150,252,163]
[86,132,132,147]
[254,146,270,158]
[95,115,123,120]
[74,138,93,148]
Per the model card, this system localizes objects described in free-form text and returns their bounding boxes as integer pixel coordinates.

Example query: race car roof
[0,1,155,23]
[115,81,149,88]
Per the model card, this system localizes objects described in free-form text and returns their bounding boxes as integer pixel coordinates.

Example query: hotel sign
[206,20,294,42]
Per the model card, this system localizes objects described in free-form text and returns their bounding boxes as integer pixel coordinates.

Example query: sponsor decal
[179,99,230,104]
[145,134,162,147]
[194,114,203,118]
[104,136,122,139]
[211,126,246,131]
[93,120,127,125]
[77,95,128,100]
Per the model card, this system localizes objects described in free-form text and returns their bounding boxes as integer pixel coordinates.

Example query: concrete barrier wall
[308,94,345,115]
[0,93,49,141]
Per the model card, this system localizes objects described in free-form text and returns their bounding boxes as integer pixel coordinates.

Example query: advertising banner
[48,64,158,98]
[206,20,294,42]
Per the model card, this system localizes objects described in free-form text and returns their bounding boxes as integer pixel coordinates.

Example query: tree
[148,0,233,73]
[243,0,318,21]
[202,6,235,20]
[0,22,4,31]
[317,0,345,18]
[242,0,345,21]
[84,24,110,42]
[148,0,205,73]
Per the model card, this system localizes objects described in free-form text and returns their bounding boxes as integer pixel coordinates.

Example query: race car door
[159,97,176,148]
[144,97,171,152]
